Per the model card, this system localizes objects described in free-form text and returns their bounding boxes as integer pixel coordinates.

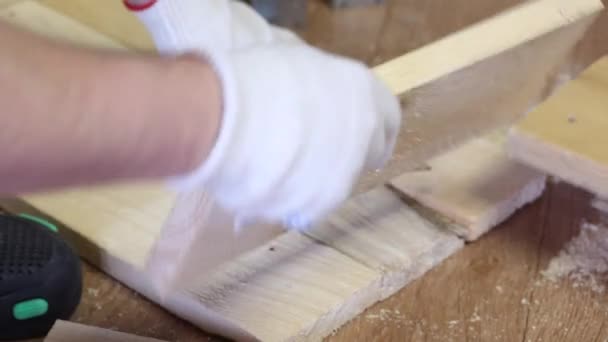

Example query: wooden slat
[373,0,603,94]
[188,188,463,341]
[507,56,608,198]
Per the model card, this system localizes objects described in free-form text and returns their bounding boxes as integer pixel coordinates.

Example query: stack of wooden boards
[0,0,605,340]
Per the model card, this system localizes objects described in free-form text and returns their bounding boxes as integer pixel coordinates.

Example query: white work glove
[124,0,301,53]
[127,0,402,229]
[172,45,402,230]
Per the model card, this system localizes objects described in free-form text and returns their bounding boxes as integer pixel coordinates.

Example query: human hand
[124,0,301,54]
[171,44,402,230]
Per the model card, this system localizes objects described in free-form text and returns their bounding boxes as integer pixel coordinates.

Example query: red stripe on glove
[123,0,157,11]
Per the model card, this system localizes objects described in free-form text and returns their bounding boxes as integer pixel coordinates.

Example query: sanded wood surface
[3,0,608,341]
[508,56,608,199]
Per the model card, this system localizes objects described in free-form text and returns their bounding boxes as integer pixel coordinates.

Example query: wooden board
[508,56,608,198]
[390,133,547,241]
[184,188,463,341]
[0,0,603,340]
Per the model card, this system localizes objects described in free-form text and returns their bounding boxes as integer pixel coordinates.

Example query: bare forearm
[0,21,221,194]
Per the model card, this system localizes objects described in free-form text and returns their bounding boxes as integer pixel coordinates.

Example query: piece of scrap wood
[507,56,608,198]
[187,187,463,341]
[390,133,547,241]
[44,320,166,342]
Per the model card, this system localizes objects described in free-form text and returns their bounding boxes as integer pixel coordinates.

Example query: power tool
[0,213,82,340]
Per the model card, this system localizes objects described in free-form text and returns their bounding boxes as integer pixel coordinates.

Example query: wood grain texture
[508,56,608,198]
[186,187,463,341]
[390,133,547,241]
[330,182,608,342]
[45,320,166,342]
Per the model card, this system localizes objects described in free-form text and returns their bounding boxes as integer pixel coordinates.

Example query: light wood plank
[45,320,166,342]
[507,56,608,198]
[390,133,547,241]
[188,188,463,341]
[373,0,603,94]
[24,184,175,268]
[40,0,154,50]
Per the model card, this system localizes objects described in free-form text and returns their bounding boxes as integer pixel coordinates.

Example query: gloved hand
[124,0,301,53]
[171,44,402,230]
[126,0,403,229]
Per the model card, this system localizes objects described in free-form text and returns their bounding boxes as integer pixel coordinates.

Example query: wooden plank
[45,320,166,342]
[507,56,608,198]
[39,0,154,50]
[390,133,547,241]
[181,188,463,341]
[373,0,603,94]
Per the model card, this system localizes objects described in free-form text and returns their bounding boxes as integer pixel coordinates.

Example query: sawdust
[87,287,100,297]
[542,222,608,293]
[365,308,406,323]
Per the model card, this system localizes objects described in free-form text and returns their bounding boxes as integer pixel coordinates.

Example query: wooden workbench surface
[10,0,608,340]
